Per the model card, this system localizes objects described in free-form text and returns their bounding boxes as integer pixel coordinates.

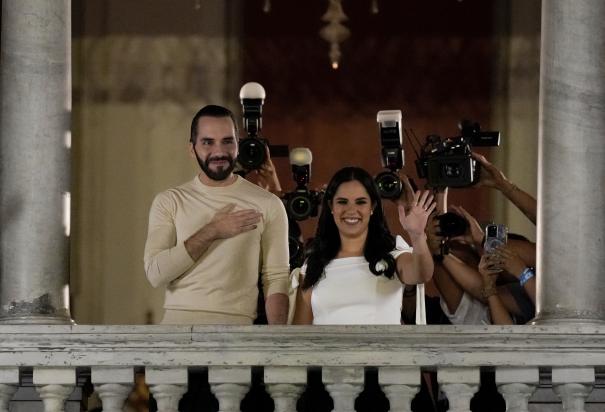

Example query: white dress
[303,236,412,325]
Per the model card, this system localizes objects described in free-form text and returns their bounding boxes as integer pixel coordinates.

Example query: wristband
[519,267,535,286]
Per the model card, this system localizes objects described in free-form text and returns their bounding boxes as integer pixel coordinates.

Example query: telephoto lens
[436,212,468,237]
[375,171,402,200]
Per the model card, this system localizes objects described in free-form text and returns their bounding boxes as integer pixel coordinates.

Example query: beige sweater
[144,175,289,321]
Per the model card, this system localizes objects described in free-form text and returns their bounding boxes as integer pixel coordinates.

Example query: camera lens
[437,212,468,237]
[375,171,402,199]
[287,194,312,221]
[238,138,266,169]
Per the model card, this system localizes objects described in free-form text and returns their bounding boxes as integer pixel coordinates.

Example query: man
[144,105,289,324]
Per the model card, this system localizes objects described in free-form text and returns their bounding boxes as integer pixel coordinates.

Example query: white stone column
[209,367,251,412]
[33,368,75,412]
[91,367,134,412]
[145,367,188,412]
[264,367,306,412]
[323,367,364,412]
[378,367,420,412]
[535,0,605,324]
[0,0,72,324]
[437,368,479,412]
[0,367,19,412]
[552,368,594,412]
[495,367,538,412]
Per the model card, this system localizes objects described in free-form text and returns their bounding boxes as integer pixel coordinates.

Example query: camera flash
[289,147,313,166]
[239,82,266,100]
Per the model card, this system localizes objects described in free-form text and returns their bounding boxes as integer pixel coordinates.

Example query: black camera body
[415,120,500,188]
[375,110,404,199]
[238,82,268,171]
[283,148,323,221]
[436,212,469,238]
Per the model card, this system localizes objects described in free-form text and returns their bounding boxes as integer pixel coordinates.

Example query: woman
[292,167,436,325]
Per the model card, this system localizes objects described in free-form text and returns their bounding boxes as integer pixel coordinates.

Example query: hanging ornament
[371,0,379,14]
[319,0,350,69]
[263,0,271,13]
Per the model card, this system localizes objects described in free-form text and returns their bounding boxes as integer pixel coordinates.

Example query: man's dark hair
[190,105,239,144]
[302,166,397,290]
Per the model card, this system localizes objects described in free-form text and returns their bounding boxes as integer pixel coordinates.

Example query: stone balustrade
[1,325,604,412]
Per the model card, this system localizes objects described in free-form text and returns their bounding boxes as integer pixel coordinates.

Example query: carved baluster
[552,367,594,412]
[145,367,188,412]
[33,368,75,412]
[264,367,306,412]
[437,368,479,412]
[91,367,134,412]
[209,367,251,412]
[0,385,18,412]
[0,368,19,412]
[323,367,364,412]
[378,367,420,412]
[496,367,538,412]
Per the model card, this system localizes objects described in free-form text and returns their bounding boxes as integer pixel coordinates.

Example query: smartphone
[484,223,508,254]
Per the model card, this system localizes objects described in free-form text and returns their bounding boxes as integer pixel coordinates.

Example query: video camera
[415,120,500,188]
[283,148,323,221]
[375,110,404,199]
[238,82,269,171]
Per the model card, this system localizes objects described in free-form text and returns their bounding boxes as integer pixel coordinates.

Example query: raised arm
[254,145,284,197]
[478,254,513,325]
[396,189,436,285]
[473,152,537,225]
[426,214,465,314]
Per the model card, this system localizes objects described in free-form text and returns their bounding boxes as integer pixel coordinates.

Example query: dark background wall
[241,0,497,238]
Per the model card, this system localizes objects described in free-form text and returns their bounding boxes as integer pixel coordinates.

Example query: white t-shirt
[439,291,491,325]
[303,236,413,325]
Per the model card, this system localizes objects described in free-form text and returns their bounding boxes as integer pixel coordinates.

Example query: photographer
[472,152,537,225]
[492,242,536,305]
[427,218,491,325]
[430,198,536,324]
[252,145,283,196]
[478,253,514,325]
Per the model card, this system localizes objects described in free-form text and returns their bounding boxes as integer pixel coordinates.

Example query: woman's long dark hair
[302,167,396,290]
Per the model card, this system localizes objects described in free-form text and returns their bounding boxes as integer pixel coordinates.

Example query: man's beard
[195,152,236,181]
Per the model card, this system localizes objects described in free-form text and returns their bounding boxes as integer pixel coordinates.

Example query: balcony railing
[1,324,604,412]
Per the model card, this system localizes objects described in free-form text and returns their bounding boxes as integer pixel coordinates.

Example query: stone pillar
[91,367,134,412]
[552,368,594,412]
[0,0,72,324]
[264,367,306,412]
[33,368,75,412]
[209,367,251,412]
[323,367,364,412]
[145,368,188,412]
[496,367,539,412]
[378,367,420,412]
[437,368,479,412]
[0,368,20,412]
[534,0,605,324]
